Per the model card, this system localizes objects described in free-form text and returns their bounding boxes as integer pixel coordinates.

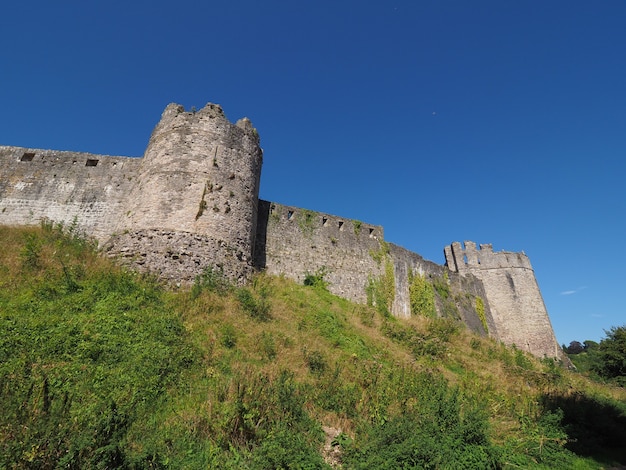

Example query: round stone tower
[111,103,263,282]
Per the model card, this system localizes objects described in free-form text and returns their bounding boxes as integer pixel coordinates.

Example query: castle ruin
[0,103,563,360]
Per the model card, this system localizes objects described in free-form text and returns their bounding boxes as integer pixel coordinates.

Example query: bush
[20,233,43,270]
[303,348,327,376]
[250,424,329,469]
[342,372,499,469]
[303,266,329,290]
[221,323,237,348]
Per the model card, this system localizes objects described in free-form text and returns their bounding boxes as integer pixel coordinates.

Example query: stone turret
[445,241,562,359]
[110,103,263,282]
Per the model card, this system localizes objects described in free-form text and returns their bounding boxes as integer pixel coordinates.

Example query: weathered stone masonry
[0,102,562,359]
[445,241,561,358]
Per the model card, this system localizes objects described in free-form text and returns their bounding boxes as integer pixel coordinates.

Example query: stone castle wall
[388,243,494,333]
[0,102,561,359]
[0,146,140,240]
[256,201,493,334]
[255,201,385,304]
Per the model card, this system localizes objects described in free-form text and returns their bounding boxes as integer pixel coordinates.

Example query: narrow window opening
[20,152,35,162]
[338,221,344,231]
[287,210,294,220]
[86,159,99,167]
[463,255,468,264]
[369,228,374,238]
[322,217,328,227]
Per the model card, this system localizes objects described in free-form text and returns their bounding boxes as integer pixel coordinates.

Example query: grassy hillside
[1,224,625,469]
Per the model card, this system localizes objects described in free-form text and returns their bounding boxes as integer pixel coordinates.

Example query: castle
[0,103,563,360]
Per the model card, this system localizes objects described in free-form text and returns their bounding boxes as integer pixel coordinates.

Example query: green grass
[1,225,625,468]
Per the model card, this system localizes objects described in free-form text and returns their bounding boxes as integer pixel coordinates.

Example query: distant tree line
[564,325,626,386]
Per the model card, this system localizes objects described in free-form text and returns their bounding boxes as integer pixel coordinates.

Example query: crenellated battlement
[445,241,532,273]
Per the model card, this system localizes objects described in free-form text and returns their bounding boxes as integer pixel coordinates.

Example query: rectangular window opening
[287,210,294,220]
[338,221,344,231]
[322,217,328,227]
[20,152,35,162]
[86,159,99,167]
[369,228,374,238]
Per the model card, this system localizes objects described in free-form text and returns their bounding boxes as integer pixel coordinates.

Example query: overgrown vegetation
[432,272,460,319]
[297,209,317,237]
[366,259,395,317]
[475,296,488,333]
[1,225,625,468]
[304,266,330,290]
[566,326,626,387]
[368,240,390,266]
[408,271,436,318]
[195,180,210,220]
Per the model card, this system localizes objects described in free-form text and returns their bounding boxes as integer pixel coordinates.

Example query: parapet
[444,241,532,273]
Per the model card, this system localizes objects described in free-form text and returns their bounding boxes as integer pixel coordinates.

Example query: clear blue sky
[2,1,625,345]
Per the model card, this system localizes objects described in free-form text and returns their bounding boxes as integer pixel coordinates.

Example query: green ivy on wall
[366,258,395,317]
[409,272,436,318]
[475,296,488,333]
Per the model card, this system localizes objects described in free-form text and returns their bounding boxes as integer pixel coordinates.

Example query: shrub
[303,266,329,290]
[315,366,360,417]
[250,425,329,469]
[341,372,499,469]
[20,233,43,270]
[303,348,327,376]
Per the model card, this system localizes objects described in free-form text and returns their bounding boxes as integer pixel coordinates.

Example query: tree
[564,341,584,355]
[593,325,626,386]
[583,340,599,351]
